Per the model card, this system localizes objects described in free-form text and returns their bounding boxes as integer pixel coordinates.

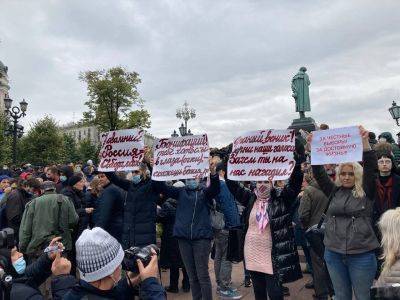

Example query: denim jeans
[178,239,212,300]
[214,230,232,289]
[324,249,377,300]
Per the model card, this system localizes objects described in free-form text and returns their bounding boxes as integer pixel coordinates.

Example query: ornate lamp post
[4,94,28,164]
[172,101,196,137]
[389,101,400,126]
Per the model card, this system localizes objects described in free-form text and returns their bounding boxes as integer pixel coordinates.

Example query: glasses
[340,172,355,177]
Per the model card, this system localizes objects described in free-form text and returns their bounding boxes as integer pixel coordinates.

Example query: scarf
[254,185,271,233]
[377,176,393,213]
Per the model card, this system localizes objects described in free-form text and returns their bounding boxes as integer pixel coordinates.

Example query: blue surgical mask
[132,174,141,184]
[60,175,67,182]
[186,179,199,190]
[13,256,26,274]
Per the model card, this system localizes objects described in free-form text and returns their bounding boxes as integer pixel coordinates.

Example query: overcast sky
[1,0,400,147]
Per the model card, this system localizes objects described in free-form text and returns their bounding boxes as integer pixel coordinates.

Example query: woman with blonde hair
[377,207,400,285]
[307,126,379,300]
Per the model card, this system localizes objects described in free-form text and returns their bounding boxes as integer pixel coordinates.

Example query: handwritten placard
[311,126,362,165]
[98,129,145,172]
[227,129,296,181]
[152,134,210,181]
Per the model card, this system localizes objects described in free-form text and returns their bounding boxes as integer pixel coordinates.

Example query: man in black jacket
[96,172,125,243]
[105,163,162,249]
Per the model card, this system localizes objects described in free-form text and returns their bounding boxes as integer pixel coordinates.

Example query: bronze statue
[291,67,310,119]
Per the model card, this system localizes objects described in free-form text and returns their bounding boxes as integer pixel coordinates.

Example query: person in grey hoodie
[307,126,379,300]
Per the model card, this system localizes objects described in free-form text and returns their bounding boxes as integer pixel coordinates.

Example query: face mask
[186,179,199,190]
[132,174,141,184]
[60,175,67,182]
[275,187,283,195]
[13,257,26,274]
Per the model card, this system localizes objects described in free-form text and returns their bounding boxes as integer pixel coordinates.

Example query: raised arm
[359,126,378,200]
[225,179,253,208]
[151,180,180,200]
[105,172,132,191]
[204,174,221,201]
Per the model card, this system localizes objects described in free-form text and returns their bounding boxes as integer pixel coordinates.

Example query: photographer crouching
[1,227,165,299]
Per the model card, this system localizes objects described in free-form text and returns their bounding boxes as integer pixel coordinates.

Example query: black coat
[95,183,125,243]
[61,186,88,237]
[157,199,183,269]
[105,173,162,249]
[6,188,33,241]
[226,164,303,284]
[11,253,76,299]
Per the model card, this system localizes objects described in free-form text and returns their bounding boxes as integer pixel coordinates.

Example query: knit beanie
[75,227,124,282]
[68,173,83,187]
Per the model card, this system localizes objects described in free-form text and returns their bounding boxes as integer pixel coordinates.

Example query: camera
[0,228,14,249]
[123,244,159,273]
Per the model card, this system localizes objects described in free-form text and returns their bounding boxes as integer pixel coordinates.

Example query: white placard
[152,134,210,181]
[311,126,362,165]
[227,129,296,181]
[98,129,145,172]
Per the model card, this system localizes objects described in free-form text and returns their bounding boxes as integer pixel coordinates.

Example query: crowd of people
[1,126,400,299]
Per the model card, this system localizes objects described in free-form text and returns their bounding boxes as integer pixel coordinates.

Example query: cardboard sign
[227,129,296,181]
[311,126,362,165]
[152,134,209,181]
[98,129,145,172]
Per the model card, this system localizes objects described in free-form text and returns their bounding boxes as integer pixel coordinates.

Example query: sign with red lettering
[152,134,210,181]
[228,129,296,181]
[311,126,362,165]
[98,129,145,172]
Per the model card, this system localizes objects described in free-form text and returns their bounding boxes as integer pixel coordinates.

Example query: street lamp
[3,94,28,164]
[389,101,400,126]
[171,101,196,137]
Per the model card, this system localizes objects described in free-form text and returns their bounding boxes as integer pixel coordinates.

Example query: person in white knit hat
[60,227,166,299]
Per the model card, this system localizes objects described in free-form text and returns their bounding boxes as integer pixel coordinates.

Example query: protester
[225,141,305,300]
[0,174,11,202]
[61,173,93,236]
[58,165,74,193]
[152,160,220,300]
[6,178,37,243]
[105,161,162,249]
[95,172,124,243]
[299,169,334,300]
[157,181,190,294]
[308,126,379,300]
[84,176,103,228]
[212,161,242,299]
[19,181,79,262]
[46,166,62,192]
[378,132,400,166]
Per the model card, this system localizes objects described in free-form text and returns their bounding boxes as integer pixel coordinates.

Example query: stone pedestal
[288,117,317,133]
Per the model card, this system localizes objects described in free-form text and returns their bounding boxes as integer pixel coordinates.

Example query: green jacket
[19,191,79,255]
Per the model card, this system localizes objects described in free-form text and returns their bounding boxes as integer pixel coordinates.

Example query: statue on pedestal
[288,66,316,133]
[291,66,311,119]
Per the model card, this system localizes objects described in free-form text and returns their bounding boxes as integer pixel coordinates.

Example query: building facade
[0,60,10,112]
[60,123,156,147]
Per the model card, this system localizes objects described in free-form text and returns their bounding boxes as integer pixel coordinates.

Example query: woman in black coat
[158,195,190,293]
[226,147,304,300]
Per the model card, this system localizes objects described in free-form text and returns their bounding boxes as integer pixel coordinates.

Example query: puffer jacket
[105,173,162,249]
[153,175,220,240]
[215,179,241,229]
[312,150,380,255]
[226,163,304,284]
